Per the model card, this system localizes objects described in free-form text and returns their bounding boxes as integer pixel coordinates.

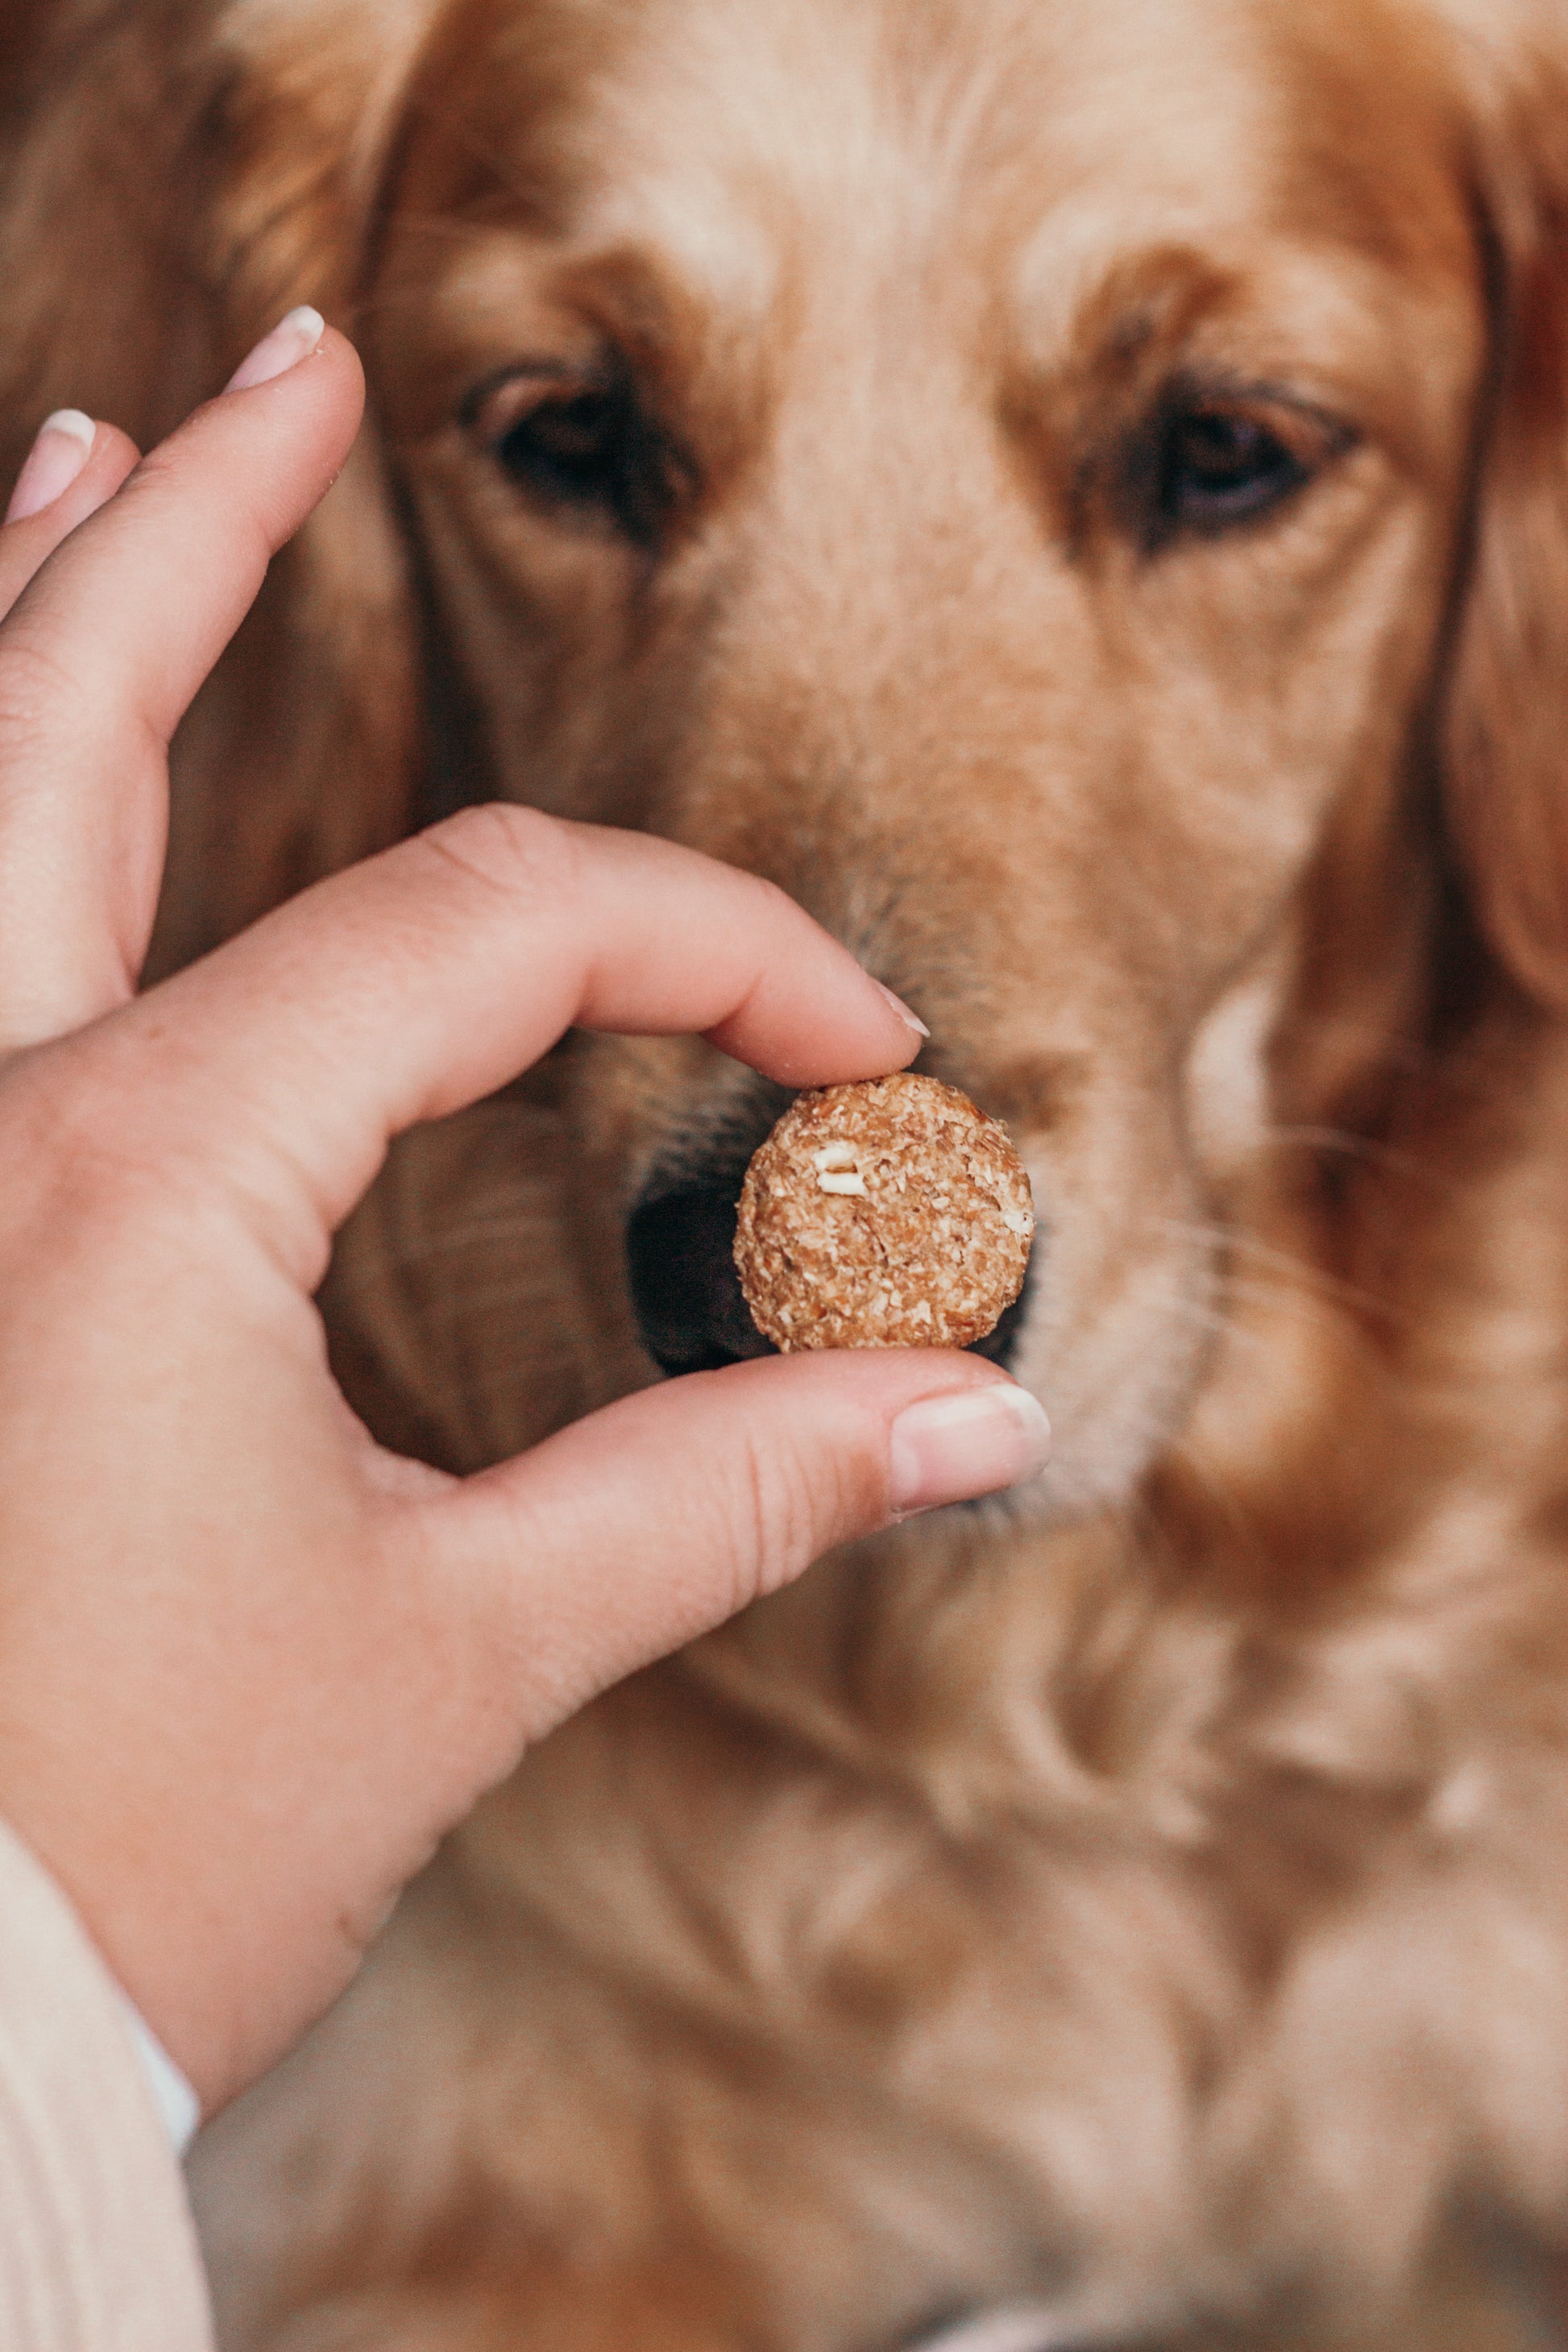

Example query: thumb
[410,1350,1050,1757]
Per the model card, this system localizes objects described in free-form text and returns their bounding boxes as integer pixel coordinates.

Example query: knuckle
[413,803,575,911]
[119,443,273,600]
[749,871,803,925]
[0,624,87,766]
[119,440,217,523]
[0,1033,187,1240]
[0,609,161,783]
[728,1424,858,1606]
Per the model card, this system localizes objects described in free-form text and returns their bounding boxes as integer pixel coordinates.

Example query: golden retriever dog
[5,0,1568,2345]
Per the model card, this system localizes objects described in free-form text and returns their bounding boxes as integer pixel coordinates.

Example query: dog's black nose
[626,1183,779,1376]
[626,1154,1032,1378]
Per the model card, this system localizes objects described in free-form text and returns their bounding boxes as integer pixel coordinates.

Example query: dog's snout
[626,1184,779,1376]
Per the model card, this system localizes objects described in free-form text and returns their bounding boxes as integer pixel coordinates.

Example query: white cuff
[118,1997,201,2155]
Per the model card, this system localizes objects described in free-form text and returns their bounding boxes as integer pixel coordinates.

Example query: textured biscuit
[732,1072,1034,1351]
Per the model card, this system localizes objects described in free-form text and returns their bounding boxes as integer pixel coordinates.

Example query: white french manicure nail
[5,409,96,525]
[223,306,327,394]
[889,1382,1050,1515]
[876,981,931,1039]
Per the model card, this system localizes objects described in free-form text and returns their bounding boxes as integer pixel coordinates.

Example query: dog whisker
[1259,1123,1466,1199]
[1150,1217,1413,1328]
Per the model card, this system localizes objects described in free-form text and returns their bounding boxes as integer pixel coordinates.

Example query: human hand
[0,316,1049,2114]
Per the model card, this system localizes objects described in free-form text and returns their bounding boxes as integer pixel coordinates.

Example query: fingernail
[890,1382,1050,1515]
[223,305,326,393]
[876,981,930,1039]
[5,409,96,524]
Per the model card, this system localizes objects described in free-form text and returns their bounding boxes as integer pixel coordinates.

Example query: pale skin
[0,309,1049,2118]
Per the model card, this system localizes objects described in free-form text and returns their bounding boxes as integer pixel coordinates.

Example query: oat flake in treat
[732,1072,1034,1351]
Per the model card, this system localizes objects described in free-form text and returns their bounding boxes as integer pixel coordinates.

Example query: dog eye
[1155,402,1312,536]
[467,369,685,547]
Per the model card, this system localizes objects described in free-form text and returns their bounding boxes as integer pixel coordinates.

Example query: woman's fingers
[0,417,140,610]
[33,807,923,1284]
[404,1350,1051,1784]
[0,317,364,1052]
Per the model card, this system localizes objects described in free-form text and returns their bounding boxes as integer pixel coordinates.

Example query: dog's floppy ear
[0,0,444,964]
[1441,19,1568,1010]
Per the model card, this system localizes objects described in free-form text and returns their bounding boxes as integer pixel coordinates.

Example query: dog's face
[327,0,1491,1512]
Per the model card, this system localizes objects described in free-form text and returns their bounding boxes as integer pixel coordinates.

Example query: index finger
[38,806,925,1286]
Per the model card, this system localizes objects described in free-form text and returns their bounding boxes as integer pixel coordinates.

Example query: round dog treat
[733,1072,1034,1351]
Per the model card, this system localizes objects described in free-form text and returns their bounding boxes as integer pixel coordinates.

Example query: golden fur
[4,0,1568,2343]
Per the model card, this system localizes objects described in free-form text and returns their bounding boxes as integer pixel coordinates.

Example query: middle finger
[0,324,363,1052]
[0,415,139,623]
